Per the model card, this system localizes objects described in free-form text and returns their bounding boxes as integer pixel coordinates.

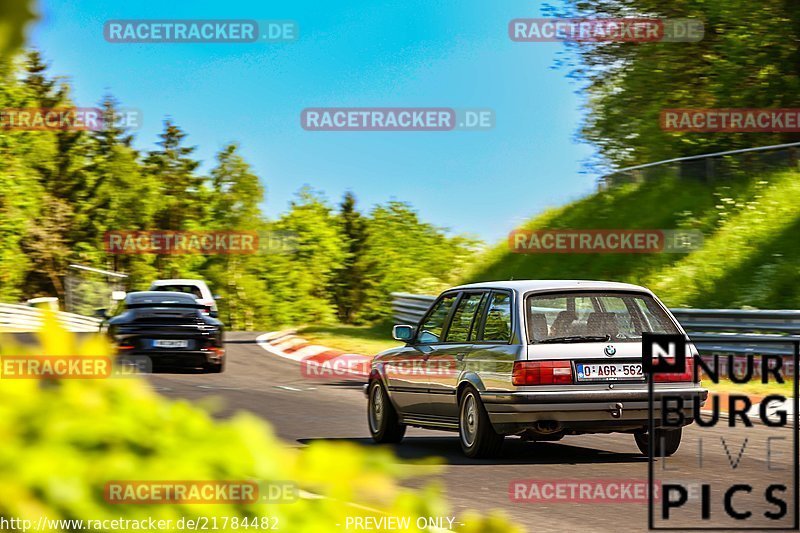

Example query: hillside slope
[464,170,800,309]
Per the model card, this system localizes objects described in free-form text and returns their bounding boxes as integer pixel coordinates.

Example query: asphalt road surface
[146,332,797,533]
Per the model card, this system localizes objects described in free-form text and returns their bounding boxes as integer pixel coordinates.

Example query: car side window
[635,298,679,334]
[479,292,512,342]
[469,294,490,341]
[445,292,485,342]
[417,294,458,344]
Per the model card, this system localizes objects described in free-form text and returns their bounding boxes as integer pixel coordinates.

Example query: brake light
[512,361,573,386]
[117,345,134,351]
[652,357,696,382]
[203,342,224,355]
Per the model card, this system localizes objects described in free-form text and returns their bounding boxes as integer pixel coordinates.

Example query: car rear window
[126,292,200,307]
[153,285,203,299]
[525,291,679,343]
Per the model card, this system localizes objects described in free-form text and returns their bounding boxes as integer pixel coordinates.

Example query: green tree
[359,201,480,321]
[0,47,480,326]
[144,120,206,278]
[554,0,800,168]
[331,191,369,323]
[79,96,158,281]
[209,143,264,228]
[266,187,346,325]
[145,120,205,230]
[0,53,39,299]
[205,143,269,330]
[18,51,90,300]
[0,0,36,60]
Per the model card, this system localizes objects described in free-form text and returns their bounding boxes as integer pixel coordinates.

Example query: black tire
[367,380,406,443]
[204,358,225,374]
[458,387,504,458]
[634,427,682,457]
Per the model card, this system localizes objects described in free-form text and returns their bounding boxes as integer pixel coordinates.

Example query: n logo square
[642,332,686,375]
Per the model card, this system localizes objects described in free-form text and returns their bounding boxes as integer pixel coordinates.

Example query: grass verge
[296,321,401,355]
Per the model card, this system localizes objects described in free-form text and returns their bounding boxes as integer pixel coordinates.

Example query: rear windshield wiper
[536,335,611,344]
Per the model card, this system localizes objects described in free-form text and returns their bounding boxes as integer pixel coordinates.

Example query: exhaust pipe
[533,420,562,434]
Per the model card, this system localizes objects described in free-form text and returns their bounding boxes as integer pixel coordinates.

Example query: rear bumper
[481,386,707,433]
[118,350,223,368]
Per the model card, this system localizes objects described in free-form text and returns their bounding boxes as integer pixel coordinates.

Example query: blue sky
[30,0,599,243]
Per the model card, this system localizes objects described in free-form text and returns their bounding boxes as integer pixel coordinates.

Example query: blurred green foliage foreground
[0,318,518,532]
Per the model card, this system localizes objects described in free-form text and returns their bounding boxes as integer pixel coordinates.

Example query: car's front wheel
[634,427,683,457]
[367,380,406,443]
[458,387,504,458]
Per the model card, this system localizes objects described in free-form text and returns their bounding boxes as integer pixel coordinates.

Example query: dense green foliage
[0,52,478,329]
[553,0,800,168]
[465,169,800,309]
[463,0,800,309]
[0,0,36,58]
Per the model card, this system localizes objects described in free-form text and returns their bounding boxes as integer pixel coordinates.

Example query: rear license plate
[152,339,189,349]
[576,362,643,381]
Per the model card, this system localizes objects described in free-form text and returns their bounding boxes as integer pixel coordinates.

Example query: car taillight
[512,360,573,386]
[652,357,696,382]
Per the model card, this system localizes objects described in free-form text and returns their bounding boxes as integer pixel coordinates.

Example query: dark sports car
[106,291,225,373]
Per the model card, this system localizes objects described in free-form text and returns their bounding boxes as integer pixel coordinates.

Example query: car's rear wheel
[458,387,504,458]
[634,427,682,457]
[367,380,406,443]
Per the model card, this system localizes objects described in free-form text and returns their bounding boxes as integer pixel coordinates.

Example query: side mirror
[111,291,126,301]
[392,324,414,342]
[93,308,109,319]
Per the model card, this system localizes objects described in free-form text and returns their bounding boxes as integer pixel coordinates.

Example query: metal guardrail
[0,303,102,333]
[391,292,800,356]
[391,292,437,326]
[669,308,800,356]
[599,141,800,189]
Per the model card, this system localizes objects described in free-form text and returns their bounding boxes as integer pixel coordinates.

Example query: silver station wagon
[366,280,707,458]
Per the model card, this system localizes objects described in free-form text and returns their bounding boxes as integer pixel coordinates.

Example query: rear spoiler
[126,303,204,309]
